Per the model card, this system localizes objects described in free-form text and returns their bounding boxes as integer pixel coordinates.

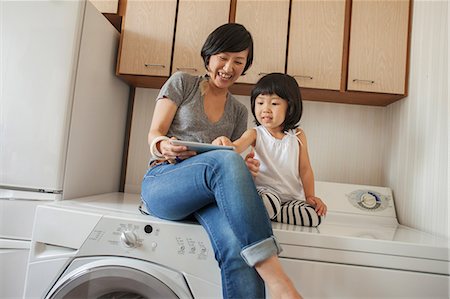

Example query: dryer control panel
[78,216,220,284]
[315,181,397,222]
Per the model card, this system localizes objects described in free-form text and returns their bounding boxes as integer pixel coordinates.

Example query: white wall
[233,95,387,186]
[384,0,448,239]
[125,0,448,239]
[125,88,159,194]
[126,90,386,194]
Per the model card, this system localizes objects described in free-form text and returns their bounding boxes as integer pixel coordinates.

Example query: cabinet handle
[176,67,198,72]
[258,72,269,76]
[144,64,165,68]
[293,75,313,80]
[352,79,375,84]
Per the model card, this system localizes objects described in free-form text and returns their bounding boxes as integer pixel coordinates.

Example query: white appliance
[275,181,450,298]
[24,193,222,299]
[24,182,450,298]
[0,0,129,297]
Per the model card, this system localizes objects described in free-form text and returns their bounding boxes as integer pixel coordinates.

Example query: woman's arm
[148,98,177,144]
[148,98,195,161]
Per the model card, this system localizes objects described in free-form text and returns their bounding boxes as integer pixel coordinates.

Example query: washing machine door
[46,257,193,299]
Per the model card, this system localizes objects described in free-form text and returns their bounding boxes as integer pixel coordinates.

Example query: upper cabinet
[235,0,290,84]
[116,0,412,106]
[90,0,119,14]
[287,0,346,90]
[172,0,230,77]
[118,0,177,76]
[347,0,410,94]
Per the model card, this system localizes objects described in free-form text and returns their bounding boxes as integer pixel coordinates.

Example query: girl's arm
[214,128,257,154]
[233,128,257,153]
[297,129,327,216]
[297,129,314,196]
[213,129,259,176]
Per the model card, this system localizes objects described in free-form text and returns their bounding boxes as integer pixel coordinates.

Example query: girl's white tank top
[253,126,305,203]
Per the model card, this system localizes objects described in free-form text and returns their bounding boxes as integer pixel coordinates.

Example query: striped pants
[257,188,322,227]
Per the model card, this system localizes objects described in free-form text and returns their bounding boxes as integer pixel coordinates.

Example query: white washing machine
[24,182,449,298]
[24,193,222,299]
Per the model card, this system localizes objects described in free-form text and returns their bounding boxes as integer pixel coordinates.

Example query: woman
[141,23,302,299]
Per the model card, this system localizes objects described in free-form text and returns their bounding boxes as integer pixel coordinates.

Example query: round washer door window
[47,265,185,299]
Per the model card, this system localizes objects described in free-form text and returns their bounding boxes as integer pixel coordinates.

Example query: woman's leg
[195,204,265,299]
[141,151,276,245]
[255,256,303,299]
[141,150,300,298]
[275,200,322,227]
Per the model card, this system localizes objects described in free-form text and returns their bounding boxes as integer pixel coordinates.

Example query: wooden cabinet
[235,0,290,84]
[347,0,410,94]
[287,0,346,90]
[118,0,177,76]
[172,0,230,76]
[89,0,119,14]
[116,0,412,106]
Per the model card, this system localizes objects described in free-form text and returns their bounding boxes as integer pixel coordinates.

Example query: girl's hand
[245,150,260,177]
[306,196,327,216]
[213,136,233,146]
[160,137,196,163]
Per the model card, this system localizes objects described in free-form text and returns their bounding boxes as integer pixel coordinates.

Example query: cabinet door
[172,0,230,76]
[287,0,345,90]
[118,0,177,76]
[347,0,410,94]
[235,0,290,84]
[90,0,119,13]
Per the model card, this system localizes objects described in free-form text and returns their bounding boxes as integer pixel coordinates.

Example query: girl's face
[254,94,288,133]
[207,50,248,90]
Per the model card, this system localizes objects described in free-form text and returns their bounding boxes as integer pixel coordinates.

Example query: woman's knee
[205,150,245,170]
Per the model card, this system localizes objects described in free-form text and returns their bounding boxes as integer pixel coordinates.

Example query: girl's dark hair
[251,73,303,131]
[201,23,253,75]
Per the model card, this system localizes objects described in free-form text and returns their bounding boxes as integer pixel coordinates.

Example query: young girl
[215,73,327,227]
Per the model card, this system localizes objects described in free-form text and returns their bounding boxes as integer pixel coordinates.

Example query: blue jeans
[141,150,281,299]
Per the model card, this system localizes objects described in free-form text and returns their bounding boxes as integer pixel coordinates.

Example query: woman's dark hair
[201,23,253,75]
[251,73,303,131]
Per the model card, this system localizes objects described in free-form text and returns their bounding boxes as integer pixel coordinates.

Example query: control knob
[360,192,380,209]
[120,230,139,248]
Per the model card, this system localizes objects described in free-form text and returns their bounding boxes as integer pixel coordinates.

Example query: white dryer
[24,193,222,299]
[275,181,450,298]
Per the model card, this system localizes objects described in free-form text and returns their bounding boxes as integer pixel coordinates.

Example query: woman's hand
[306,196,327,216]
[159,137,196,163]
[245,150,260,177]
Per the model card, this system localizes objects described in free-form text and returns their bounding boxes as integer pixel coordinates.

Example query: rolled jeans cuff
[240,236,283,267]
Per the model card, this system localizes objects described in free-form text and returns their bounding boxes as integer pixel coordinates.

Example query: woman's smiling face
[207,50,249,90]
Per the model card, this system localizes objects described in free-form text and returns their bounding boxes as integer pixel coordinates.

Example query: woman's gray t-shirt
[156,72,248,143]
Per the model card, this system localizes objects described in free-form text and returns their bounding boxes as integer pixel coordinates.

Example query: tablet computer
[170,140,235,153]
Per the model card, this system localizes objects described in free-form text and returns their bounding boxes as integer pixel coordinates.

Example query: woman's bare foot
[267,276,303,299]
[255,255,303,299]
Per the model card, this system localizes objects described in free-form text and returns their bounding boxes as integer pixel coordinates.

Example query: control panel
[78,215,220,283]
[347,189,391,212]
